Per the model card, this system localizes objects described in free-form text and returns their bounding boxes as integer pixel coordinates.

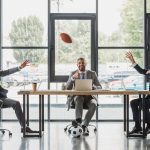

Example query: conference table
[18,89,150,138]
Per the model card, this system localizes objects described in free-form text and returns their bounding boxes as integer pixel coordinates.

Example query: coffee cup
[32,82,37,91]
[61,83,66,90]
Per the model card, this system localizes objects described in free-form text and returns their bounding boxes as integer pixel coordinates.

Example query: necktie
[80,73,85,79]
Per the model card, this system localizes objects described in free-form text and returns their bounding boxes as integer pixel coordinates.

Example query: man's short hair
[77,57,85,62]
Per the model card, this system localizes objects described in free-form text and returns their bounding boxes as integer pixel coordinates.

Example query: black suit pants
[130,95,150,124]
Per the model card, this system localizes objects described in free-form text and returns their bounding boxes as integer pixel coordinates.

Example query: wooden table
[18,90,150,138]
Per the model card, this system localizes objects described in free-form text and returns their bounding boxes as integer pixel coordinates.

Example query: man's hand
[19,60,30,69]
[146,70,150,74]
[72,71,80,80]
[125,51,136,64]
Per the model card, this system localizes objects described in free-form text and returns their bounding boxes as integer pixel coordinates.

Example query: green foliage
[9,16,44,63]
[119,0,144,46]
[98,0,147,65]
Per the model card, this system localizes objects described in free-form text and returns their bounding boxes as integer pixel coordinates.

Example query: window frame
[49,13,98,82]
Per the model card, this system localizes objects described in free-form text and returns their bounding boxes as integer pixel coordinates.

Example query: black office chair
[64,99,98,133]
[0,100,12,136]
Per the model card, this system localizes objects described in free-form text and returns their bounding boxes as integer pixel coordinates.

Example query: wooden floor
[0,122,150,150]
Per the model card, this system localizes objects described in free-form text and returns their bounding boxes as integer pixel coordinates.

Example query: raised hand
[146,70,150,74]
[19,60,30,69]
[125,51,136,64]
[72,71,80,79]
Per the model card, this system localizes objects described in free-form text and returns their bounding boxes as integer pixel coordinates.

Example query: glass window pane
[55,20,91,75]
[1,49,48,120]
[49,82,72,120]
[98,49,144,120]
[51,0,96,13]
[2,0,48,46]
[147,0,150,12]
[98,0,144,46]
[98,49,144,97]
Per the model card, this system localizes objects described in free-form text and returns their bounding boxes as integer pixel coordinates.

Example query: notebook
[74,79,92,91]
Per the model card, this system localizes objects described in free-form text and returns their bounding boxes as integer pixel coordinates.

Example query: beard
[79,66,85,71]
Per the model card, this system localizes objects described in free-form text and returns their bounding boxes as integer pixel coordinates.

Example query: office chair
[64,99,98,133]
[0,100,12,136]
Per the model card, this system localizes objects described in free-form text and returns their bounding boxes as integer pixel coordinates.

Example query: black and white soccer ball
[69,125,83,138]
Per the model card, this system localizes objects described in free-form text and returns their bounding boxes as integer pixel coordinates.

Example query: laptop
[120,79,126,90]
[74,79,92,91]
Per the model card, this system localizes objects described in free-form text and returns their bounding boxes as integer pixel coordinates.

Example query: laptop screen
[74,79,92,91]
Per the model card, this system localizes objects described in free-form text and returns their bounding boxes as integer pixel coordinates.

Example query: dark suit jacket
[66,70,102,110]
[134,64,150,99]
[134,64,148,75]
[0,67,20,98]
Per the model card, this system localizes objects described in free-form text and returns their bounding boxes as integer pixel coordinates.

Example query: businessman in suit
[126,51,150,134]
[0,60,37,133]
[66,57,102,136]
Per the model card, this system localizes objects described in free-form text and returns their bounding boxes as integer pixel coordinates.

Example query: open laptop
[74,79,92,91]
[120,79,126,90]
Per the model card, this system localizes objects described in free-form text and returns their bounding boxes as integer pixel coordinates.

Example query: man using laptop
[66,57,102,136]
[126,51,150,134]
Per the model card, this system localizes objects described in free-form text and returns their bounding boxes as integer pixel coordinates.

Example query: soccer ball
[69,125,83,138]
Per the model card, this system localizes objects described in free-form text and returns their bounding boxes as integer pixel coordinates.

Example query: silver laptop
[74,79,92,91]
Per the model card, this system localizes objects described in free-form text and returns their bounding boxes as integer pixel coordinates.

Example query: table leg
[126,95,129,137]
[42,95,44,131]
[126,94,145,138]
[39,95,42,137]
[22,94,44,137]
[23,94,26,137]
[142,94,146,138]
[139,94,141,127]
[124,95,126,132]
[27,94,29,126]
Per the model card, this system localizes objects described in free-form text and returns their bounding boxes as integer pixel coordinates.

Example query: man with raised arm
[0,60,38,133]
[126,51,150,134]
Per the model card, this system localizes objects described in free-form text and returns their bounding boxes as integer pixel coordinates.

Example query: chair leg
[0,129,12,136]
[88,124,97,132]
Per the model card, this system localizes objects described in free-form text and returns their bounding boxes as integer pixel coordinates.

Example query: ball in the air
[60,33,72,43]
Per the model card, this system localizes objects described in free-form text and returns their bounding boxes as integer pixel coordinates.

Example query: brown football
[60,33,72,43]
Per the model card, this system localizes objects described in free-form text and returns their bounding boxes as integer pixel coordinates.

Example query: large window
[98,0,144,47]
[0,0,147,121]
[1,0,48,121]
[97,0,145,121]
[54,20,91,76]
[49,14,96,82]
[1,49,48,120]
[2,0,48,46]
[98,49,144,90]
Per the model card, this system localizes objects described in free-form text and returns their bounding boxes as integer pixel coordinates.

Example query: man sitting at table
[0,60,38,133]
[66,57,102,136]
[126,51,150,134]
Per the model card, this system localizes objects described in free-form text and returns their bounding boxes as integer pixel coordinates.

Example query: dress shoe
[72,120,81,127]
[21,126,39,133]
[129,126,142,134]
[82,125,89,136]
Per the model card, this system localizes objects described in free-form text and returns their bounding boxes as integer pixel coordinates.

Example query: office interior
[0,0,150,149]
